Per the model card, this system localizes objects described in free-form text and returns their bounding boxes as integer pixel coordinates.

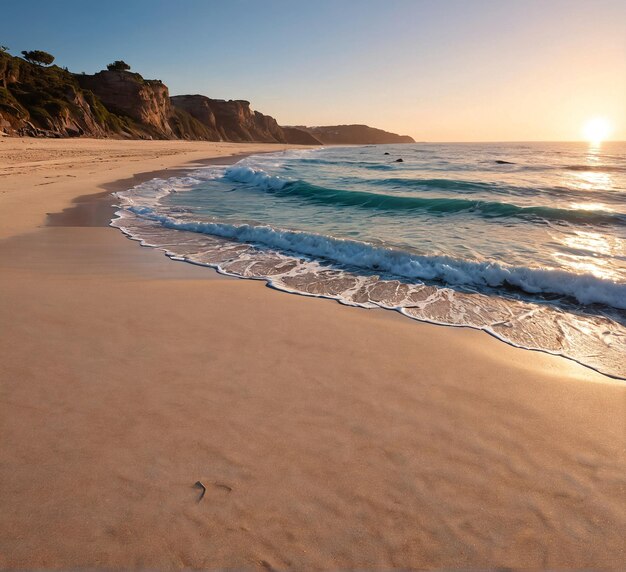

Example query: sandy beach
[0,138,624,569]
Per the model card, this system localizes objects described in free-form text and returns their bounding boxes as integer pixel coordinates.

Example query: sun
[582,117,613,145]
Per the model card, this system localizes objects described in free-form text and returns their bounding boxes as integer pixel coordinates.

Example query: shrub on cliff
[21,50,55,66]
[107,60,131,71]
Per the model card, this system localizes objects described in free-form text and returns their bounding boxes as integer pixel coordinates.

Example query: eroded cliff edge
[0,51,414,145]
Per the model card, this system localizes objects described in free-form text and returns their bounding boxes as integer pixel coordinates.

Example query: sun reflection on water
[563,231,616,255]
[552,254,616,280]
[569,170,613,192]
[569,202,613,212]
[586,141,602,159]
[563,144,614,192]
[554,230,625,281]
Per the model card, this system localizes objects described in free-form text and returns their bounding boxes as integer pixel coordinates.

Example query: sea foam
[125,204,626,310]
[112,145,626,379]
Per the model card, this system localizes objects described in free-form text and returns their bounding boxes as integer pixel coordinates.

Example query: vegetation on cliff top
[21,50,55,66]
[0,47,413,144]
[107,60,131,72]
[0,50,164,137]
[1,51,81,130]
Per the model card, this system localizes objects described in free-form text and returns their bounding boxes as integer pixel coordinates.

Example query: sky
[2,0,625,141]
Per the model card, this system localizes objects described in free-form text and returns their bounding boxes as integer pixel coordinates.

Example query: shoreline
[109,152,625,382]
[47,151,260,229]
[1,139,624,569]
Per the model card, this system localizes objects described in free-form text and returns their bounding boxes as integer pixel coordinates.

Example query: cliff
[167,94,221,140]
[295,124,415,144]
[76,70,174,138]
[170,95,320,144]
[280,126,322,145]
[0,52,171,138]
[0,51,319,143]
[1,51,413,145]
[0,51,111,137]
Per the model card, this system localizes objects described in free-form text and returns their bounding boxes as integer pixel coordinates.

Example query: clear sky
[2,0,625,141]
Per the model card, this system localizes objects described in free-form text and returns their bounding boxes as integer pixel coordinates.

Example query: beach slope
[0,138,624,569]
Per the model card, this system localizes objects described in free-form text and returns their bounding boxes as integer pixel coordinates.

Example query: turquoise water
[113,142,626,378]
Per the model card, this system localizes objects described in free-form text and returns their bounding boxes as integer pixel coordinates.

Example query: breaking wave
[110,144,626,379]
[127,204,626,309]
[224,165,625,224]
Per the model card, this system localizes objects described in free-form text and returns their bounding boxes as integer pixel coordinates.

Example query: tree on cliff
[107,60,131,71]
[21,50,55,66]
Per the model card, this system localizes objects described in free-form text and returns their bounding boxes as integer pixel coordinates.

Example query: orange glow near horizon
[582,117,614,145]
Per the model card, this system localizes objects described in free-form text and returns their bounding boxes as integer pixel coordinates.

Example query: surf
[223,165,625,225]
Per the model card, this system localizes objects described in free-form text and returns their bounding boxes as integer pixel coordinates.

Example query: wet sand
[0,138,624,569]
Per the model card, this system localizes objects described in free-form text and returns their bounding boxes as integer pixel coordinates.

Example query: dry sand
[0,138,624,569]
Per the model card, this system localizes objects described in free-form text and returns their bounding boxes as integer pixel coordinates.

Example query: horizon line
[397,140,626,144]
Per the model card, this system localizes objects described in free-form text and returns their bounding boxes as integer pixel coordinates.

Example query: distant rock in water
[384,152,390,155]
[495,160,515,164]
[394,158,404,163]
[293,124,415,145]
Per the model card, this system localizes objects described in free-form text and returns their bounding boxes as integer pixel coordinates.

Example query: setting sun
[582,117,613,144]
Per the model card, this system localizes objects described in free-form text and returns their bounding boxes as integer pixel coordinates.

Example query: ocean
[112,142,626,379]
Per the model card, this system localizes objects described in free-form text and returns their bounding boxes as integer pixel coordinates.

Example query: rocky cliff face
[77,71,174,138]
[1,52,411,146]
[0,52,22,86]
[295,124,415,144]
[279,126,322,145]
[170,95,321,144]
[167,95,222,140]
[0,53,213,140]
[0,51,110,137]
[206,98,280,142]
[170,95,318,144]
[0,51,320,143]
